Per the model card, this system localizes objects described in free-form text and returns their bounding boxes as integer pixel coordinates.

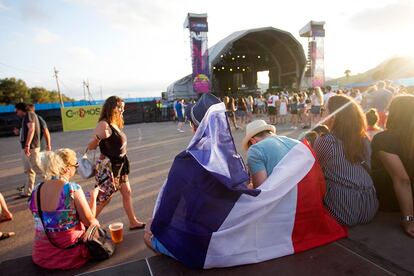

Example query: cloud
[66,47,96,62]
[70,0,175,32]
[0,0,8,10]
[19,1,50,22]
[33,28,61,45]
[349,0,414,33]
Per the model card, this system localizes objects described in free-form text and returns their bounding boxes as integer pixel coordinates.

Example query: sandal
[0,232,15,240]
[129,223,146,230]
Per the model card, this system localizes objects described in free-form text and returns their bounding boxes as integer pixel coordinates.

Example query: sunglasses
[69,163,79,168]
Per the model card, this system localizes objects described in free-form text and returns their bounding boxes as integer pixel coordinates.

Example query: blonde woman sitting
[28,149,100,270]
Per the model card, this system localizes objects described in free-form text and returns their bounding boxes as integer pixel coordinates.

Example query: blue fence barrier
[0,97,161,113]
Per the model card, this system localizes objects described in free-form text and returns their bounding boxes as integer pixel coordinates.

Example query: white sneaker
[178,129,185,133]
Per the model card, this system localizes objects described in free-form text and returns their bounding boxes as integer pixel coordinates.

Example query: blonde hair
[40,148,77,180]
[314,87,324,105]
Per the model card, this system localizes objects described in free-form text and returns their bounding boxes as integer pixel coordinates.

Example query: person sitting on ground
[144,95,346,269]
[304,131,318,147]
[313,95,379,227]
[0,192,15,241]
[371,95,414,237]
[301,125,329,147]
[313,124,330,137]
[365,108,382,140]
[0,192,13,223]
[29,149,100,270]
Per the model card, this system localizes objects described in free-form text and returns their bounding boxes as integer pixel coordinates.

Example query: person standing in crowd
[236,97,247,128]
[256,95,266,117]
[313,95,378,226]
[297,92,307,127]
[278,96,288,124]
[0,192,15,241]
[365,109,382,140]
[369,81,393,127]
[175,99,185,133]
[385,80,396,94]
[14,104,52,192]
[310,87,324,126]
[27,104,52,152]
[371,95,414,237]
[15,103,42,198]
[87,96,145,230]
[29,149,100,269]
[289,94,299,129]
[361,85,377,110]
[246,96,254,123]
[267,92,278,125]
[224,96,240,130]
[323,86,336,107]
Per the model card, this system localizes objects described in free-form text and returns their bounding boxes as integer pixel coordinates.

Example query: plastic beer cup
[109,222,124,244]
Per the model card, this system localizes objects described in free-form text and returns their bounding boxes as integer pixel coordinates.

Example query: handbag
[36,182,115,260]
[78,150,96,179]
[83,224,115,261]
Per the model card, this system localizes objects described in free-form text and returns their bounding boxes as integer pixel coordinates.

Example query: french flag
[151,102,347,269]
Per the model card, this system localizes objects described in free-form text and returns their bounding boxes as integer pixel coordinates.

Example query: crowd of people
[0,79,413,270]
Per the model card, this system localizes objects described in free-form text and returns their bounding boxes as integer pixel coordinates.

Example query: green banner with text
[61,105,101,132]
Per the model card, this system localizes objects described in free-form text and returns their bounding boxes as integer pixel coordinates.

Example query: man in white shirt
[323,86,336,107]
[267,93,279,125]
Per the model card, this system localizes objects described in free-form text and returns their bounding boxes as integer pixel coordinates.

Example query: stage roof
[167,27,306,100]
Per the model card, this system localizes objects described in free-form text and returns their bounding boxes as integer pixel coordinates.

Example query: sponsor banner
[188,15,211,94]
[312,38,325,87]
[61,105,101,132]
[189,17,208,32]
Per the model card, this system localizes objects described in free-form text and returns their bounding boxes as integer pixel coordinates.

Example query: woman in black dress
[88,96,145,230]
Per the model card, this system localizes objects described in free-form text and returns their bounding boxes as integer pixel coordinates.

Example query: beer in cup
[109,222,124,244]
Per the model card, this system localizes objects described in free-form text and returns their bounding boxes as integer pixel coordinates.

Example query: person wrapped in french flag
[146,93,347,269]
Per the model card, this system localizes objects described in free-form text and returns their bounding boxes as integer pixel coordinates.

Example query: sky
[0,0,413,99]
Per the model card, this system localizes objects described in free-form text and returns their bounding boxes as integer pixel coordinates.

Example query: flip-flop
[0,232,15,240]
[129,224,146,230]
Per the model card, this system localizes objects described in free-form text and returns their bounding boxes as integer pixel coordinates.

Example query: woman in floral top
[29,148,99,270]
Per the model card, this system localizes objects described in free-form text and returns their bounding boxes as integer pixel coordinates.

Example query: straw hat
[242,120,276,152]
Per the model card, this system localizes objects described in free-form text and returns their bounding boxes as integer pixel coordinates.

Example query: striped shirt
[313,134,378,226]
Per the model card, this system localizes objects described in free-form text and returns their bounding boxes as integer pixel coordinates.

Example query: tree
[344,69,351,80]
[0,78,30,104]
[0,77,74,104]
[29,87,50,103]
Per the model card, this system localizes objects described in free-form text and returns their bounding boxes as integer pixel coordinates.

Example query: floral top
[29,182,81,233]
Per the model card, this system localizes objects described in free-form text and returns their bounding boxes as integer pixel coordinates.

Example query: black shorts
[268,106,276,115]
